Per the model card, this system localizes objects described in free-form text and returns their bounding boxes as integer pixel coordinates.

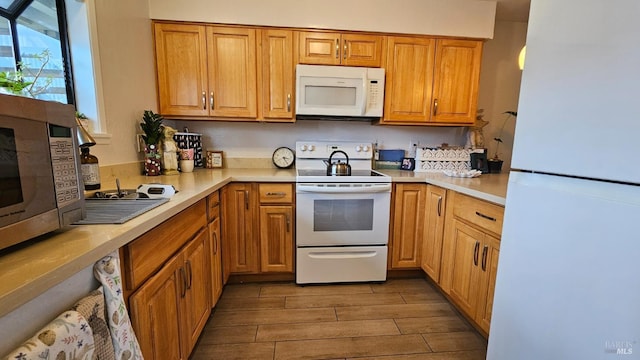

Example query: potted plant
[489,111,517,173]
[140,110,164,176]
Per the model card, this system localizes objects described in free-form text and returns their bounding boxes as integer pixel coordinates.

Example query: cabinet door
[476,234,500,333]
[341,34,384,67]
[181,229,211,355]
[209,216,223,306]
[207,26,257,118]
[298,31,341,65]
[154,23,208,117]
[431,39,482,124]
[421,185,447,281]
[444,219,484,317]
[130,254,184,360]
[390,184,426,268]
[259,205,294,272]
[222,183,259,274]
[383,36,436,123]
[260,29,295,121]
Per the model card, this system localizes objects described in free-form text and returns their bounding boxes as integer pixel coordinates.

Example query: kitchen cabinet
[441,192,503,334]
[125,200,210,360]
[258,29,296,121]
[153,22,257,119]
[390,183,426,269]
[207,191,223,306]
[421,185,447,282]
[221,183,295,277]
[298,31,384,67]
[382,37,482,125]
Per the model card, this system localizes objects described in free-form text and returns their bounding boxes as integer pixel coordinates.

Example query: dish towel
[4,310,95,360]
[94,251,144,360]
[72,287,116,360]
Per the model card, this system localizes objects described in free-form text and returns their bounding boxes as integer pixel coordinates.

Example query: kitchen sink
[74,198,169,224]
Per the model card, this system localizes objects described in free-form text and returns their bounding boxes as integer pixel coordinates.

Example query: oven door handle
[308,251,378,259]
[296,184,391,194]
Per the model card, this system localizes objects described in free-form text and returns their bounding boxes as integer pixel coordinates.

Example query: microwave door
[297,76,364,116]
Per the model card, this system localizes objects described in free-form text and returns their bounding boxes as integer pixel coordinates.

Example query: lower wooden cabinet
[390,183,426,268]
[129,228,211,360]
[421,185,447,282]
[441,191,503,334]
[207,191,223,306]
[222,183,294,277]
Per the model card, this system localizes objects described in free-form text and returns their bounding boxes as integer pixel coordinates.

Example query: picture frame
[206,150,223,168]
[401,157,415,171]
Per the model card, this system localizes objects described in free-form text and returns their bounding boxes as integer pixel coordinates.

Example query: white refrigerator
[487,1,640,359]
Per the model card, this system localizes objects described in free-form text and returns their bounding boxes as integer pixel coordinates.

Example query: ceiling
[493,0,531,22]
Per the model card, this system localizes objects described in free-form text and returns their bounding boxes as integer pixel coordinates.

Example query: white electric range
[295,141,392,284]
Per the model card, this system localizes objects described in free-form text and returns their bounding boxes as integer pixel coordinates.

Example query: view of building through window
[0,0,71,104]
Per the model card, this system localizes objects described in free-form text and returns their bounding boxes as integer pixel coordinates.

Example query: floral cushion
[93,252,143,360]
[4,310,95,360]
[72,287,116,360]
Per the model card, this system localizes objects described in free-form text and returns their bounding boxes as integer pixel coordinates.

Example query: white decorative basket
[414,148,472,173]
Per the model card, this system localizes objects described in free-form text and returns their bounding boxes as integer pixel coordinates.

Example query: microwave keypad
[50,138,79,206]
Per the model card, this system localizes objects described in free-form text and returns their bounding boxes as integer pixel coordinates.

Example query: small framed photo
[401,158,415,171]
[206,150,223,168]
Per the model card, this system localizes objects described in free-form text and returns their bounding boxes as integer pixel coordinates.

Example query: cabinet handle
[481,245,488,271]
[286,93,291,112]
[210,91,214,110]
[244,190,249,210]
[266,192,286,197]
[335,39,339,59]
[475,211,497,222]
[213,231,218,254]
[180,267,187,298]
[433,98,438,116]
[186,260,193,290]
[437,196,442,217]
[343,42,347,60]
[286,213,290,232]
[473,241,480,266]
[202,91,206,110]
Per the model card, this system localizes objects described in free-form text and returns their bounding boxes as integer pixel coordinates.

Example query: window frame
[0,0,75,104]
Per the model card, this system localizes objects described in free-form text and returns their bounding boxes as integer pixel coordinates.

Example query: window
[0,0,73,104]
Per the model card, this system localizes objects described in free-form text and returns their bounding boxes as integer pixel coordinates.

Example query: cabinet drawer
[258,183,293,204]
[124,199,207,290]
[207,191,220,222]
[452,193,504,236]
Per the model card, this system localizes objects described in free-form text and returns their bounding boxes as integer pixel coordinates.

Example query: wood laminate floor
[190,278,487,360]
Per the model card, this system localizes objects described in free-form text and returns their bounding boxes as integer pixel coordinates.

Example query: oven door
[296,183,391,246]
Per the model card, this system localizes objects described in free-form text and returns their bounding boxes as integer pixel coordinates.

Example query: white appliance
[487,1,640,359]
[295,64,385,119]
[295,141,391,284]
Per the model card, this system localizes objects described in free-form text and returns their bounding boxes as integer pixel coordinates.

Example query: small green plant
[140,110,164,146]
[0,50,55,98]
[492,111,517,160]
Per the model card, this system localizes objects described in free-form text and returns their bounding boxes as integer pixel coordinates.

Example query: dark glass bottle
[80,146,100,190]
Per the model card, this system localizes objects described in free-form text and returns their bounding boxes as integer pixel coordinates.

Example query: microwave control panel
[49,125,80,206]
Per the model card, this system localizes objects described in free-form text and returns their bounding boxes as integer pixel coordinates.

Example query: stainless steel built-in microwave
[295,64,385,120]
[0,94,85,250]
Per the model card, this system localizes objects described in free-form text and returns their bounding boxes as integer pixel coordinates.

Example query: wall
[477,21,528,170]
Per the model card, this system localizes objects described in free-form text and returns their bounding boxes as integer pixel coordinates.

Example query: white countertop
[0,167,507,317]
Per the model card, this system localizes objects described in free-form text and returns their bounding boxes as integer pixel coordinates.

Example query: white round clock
[272,147,295,169]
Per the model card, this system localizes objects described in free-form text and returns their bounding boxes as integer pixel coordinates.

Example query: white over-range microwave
[295,64,385,120]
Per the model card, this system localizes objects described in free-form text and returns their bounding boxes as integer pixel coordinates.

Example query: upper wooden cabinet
[382,37,482,125]
[154,23,209,117]
[298,31,384,67]
[153,22,258,119]
[259,29,295,121]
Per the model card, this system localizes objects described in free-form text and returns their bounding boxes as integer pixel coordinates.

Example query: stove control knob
[363,145,370,152]
[308,145,315,151]
[300,144,308,151]
[355,145,363,152]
